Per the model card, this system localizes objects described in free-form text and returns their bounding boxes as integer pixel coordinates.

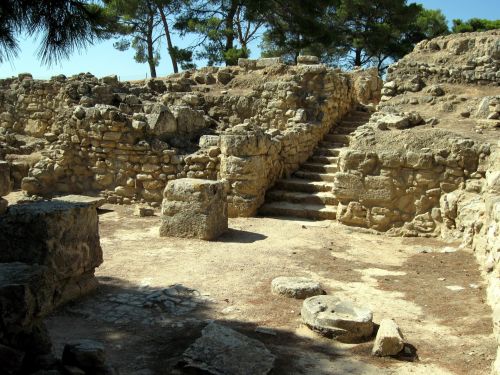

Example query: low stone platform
[160,178,227,240]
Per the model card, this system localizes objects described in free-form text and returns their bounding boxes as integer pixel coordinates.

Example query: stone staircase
[260,110,371,220]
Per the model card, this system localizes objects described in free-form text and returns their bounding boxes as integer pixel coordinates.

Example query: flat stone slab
[53,195,106,208]
[181,322,275,374]
[301,296,374,343]
[271,277,323,299]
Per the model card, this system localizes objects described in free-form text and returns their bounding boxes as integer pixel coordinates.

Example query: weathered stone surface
[160,178,227,240]
[376,114,409,129]
[181,323,275,375]
[0,201,102,279]
[301,296,374,343]
[297,55,320,65]
[271,277,323,299]
[146,104,177,136]
[53,195,106,208]
[372,319,405,356]
[0,161,11,196]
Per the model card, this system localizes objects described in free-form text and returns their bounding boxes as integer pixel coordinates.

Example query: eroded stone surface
[271,276,323,299]
[372,319,405,356]
[160,178,227,240]
[301,296,374,343]
[181,323,275,375]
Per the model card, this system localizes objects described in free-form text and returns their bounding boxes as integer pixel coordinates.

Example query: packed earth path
[30,201,495,375]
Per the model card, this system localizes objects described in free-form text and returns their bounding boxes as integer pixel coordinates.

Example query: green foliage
[413,9,449,39]
[169,46,196,70]
[452,18,500,33]
[175,0,263,66]
[0,0,110,64]
[261,0,450,73]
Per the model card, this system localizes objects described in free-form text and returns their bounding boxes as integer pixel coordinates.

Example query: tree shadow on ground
[46,276,384,375]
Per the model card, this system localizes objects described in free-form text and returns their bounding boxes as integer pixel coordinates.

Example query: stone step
[300,162,338,173]
[274,178,334,193]
[314,147,342,157]
[330,127,358,135]
[259,202,337,220]
[294,170,336,182]
[266,190,338,205]
[324,134,350,144]
[309,155,339,164]
[319,141,347,149]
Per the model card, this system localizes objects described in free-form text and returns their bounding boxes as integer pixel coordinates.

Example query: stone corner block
[160,178,227,240]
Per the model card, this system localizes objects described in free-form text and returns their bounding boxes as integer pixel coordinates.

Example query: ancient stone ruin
[0,30,499,375]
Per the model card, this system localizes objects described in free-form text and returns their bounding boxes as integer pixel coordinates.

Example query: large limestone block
[146,104,177,136]
[301,296,374,343]
[0,161,11,196]
[181,323,275,375]
[160,178,227,240]
[220,126,272,156]
[0,201,103,279]
[332,173,364,201]
[172,105,206,134]
[361,176,395,205]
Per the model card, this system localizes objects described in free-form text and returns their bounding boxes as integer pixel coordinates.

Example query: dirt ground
[40,203,496,375]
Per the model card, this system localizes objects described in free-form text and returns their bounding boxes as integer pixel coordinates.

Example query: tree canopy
[452,18,500,33]
[0,0,109,64]
[2,0,499,76]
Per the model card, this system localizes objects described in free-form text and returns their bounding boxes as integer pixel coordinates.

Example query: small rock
[134,205,155,217]
[426,117,439,125]
[271,277,323,299]
[446,285,465,291]
[438,277,446,281]
[460,111,471,118]
[372,319,405,357]
[301,296,373,343]
[64,365,86,375]
[441,246,457,253]
[180,322,275,375]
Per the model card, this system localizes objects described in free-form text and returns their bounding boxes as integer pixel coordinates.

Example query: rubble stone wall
[381,30,499,100]
[1,63,381,212]
[332,136,490,235]
[437,144,500,374]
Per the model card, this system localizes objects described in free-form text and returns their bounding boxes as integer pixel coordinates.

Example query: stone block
[160,178,227,240]
[372,319,405,356]
[297,55,320,65]
[361,176,395,205]
[0,201,102,306]
[332,173,363,201]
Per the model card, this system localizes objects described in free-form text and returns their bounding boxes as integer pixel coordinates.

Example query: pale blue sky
[1,0,499,80]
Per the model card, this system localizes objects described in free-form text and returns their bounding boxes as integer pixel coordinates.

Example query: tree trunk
[354,48,362,67]
[146,11,157,78]
[158,5,178,73]
[224,0,238,65]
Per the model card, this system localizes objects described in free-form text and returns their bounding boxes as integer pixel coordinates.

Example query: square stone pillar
[160,178,227,240]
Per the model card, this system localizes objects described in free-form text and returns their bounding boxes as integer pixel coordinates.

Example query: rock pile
[0,160,10,214]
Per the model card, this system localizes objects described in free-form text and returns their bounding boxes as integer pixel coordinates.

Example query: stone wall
[330,123,490,235]
[381,30,499,100]
[1,62,381,213]
[437,143,500,374]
